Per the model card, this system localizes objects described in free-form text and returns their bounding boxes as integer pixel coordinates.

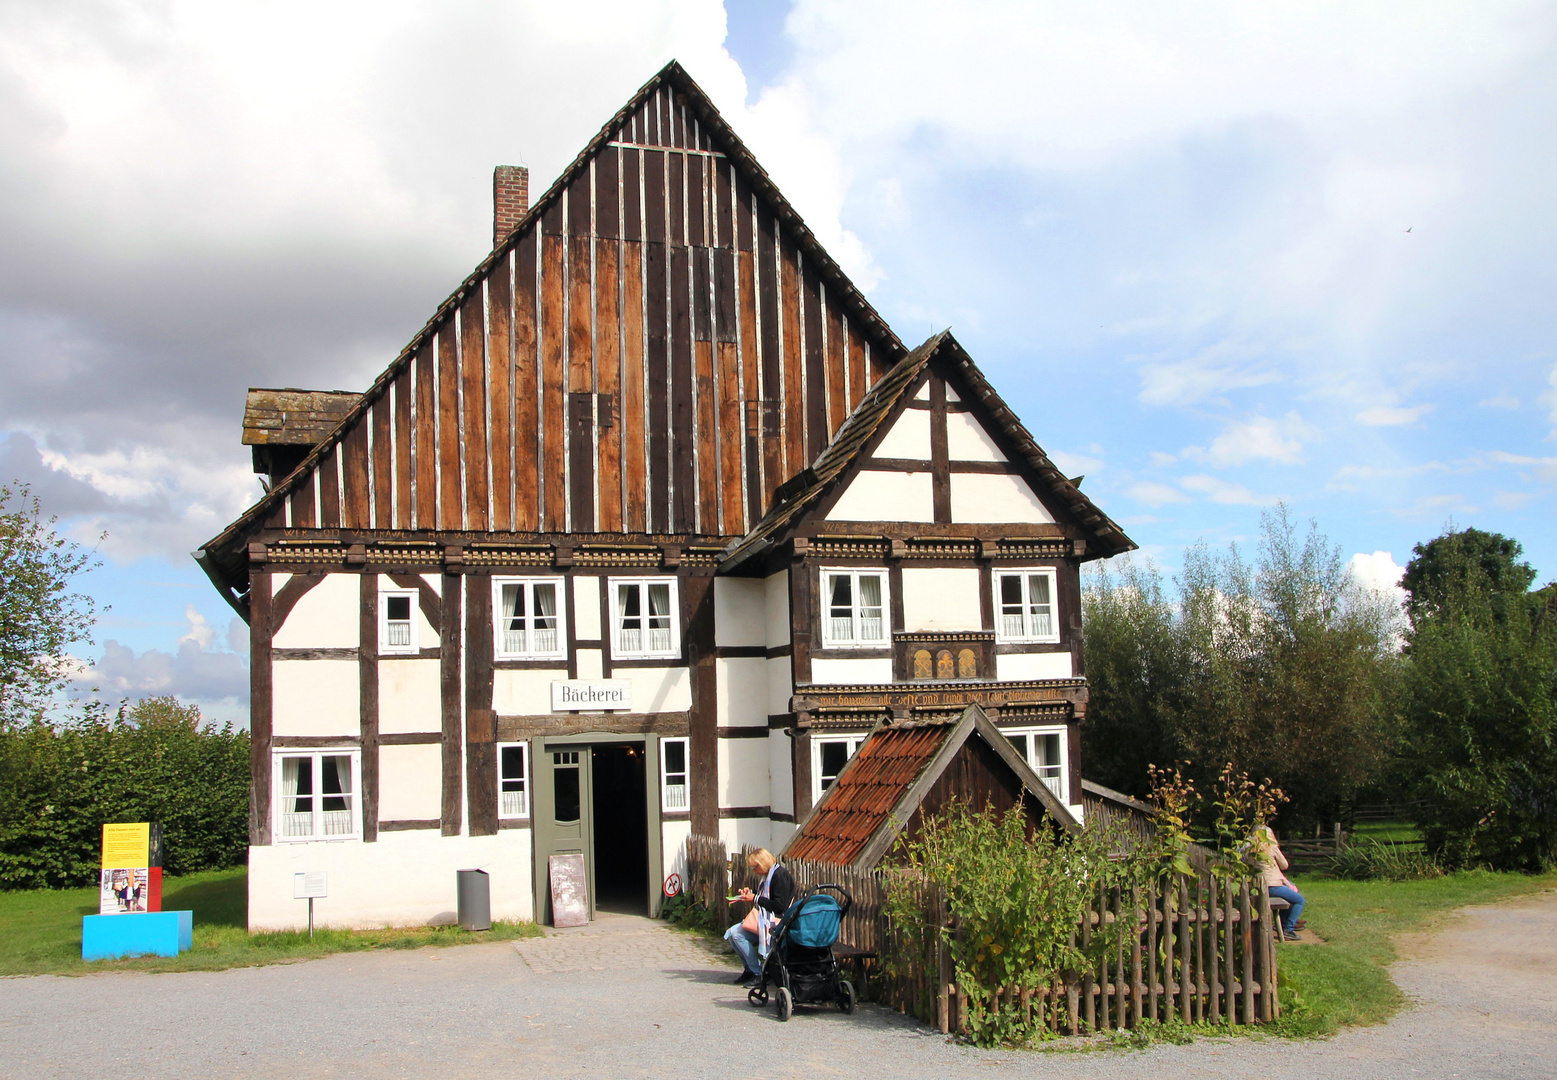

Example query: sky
[2,0,1554,725]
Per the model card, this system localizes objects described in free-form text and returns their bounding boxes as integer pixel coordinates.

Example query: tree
[0,483,100,727]
[1401,527,1538,628]
[1399,530,1557,870]
[1082,505,1402,829]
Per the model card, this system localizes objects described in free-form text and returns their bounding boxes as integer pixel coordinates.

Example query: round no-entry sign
[663,873,682,898]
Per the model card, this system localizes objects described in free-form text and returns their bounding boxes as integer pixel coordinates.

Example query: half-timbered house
[196,61,1134,930]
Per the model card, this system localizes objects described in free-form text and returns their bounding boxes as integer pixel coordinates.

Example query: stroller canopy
[785,893,843,950]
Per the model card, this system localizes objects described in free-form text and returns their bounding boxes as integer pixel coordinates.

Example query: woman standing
[724,848,795,985]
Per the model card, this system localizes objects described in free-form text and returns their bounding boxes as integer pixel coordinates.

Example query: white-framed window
[610,578,679,659]
[1004,727,1067,802]
[660,737,689,813]
[274,750,361,842]
[494,578,566,660]
[379,590,418,654]
[820,569,888,647]
[812,735,867,803]
[994,569,1060,643]
[498,743,529,819]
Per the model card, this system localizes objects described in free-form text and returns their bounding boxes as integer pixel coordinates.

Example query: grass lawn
[0,868,541,977]
[1274,869,1557,1034]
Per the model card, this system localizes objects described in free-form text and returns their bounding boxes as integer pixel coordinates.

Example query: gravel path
[2,892,1552,1080]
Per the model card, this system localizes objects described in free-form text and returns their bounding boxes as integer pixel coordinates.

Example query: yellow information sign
[101,823,151,870]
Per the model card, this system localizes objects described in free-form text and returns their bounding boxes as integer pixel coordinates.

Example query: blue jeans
[725,923,760,974]
[1269,884,1305,934]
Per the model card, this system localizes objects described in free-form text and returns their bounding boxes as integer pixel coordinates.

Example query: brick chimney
[493,165,530,249]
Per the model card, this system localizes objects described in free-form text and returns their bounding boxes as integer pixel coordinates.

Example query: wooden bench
[1268,896,1292,938]
[832,942,877,985]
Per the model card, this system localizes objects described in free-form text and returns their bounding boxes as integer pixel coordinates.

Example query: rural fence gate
[681,837,1280,1035]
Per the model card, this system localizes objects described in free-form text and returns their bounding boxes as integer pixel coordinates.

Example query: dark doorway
[590,744,648,915]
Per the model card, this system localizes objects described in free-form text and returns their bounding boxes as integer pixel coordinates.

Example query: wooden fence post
[1239,880,1255,1023]
[1145,878,1159,1021]
[1129,884,1143,1027]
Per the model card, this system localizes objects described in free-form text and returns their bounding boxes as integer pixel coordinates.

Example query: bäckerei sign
[551,679,632,712]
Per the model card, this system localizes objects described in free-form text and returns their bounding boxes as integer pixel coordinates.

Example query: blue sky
[2,1,1554,725]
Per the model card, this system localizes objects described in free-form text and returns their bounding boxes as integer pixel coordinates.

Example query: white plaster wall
[662,820,693,889]
[996,652,1074,680]
[248,830,533,930]
[769,731,794,818]
[810,657,894,684]
[716,657,768,726]
[901,567,984,631]
[914,380,930,400]
[944,382,961,402]
[718,817,775,855]
[715,577,767,648]
[719,737,769,808]
[493,668,568,714]
[273,660,359,736]
[771,820,797,851]
[616,665,692,712]
[573,576,601,641]
[421,573,443,595]
[377,744,443,821]
[378,659,441,734]
[764,571,790,648]
[272,572,292,594]
[945,411,1007,462]
[272,573,360,649]
[873,408,932,459]
[949,473,1055,524]
[827,470,934,522]
[575,649,604,680]
[766,656,793,715]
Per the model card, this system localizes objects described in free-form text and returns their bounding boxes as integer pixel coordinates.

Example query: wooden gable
[200,62,907,599]
[719,332,1134,573]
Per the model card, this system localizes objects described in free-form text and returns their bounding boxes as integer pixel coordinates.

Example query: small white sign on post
[294,871,327,939]
[293,871,328,899]
[551,679,632,712]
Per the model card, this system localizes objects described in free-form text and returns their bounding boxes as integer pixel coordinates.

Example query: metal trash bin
[456,869,491,931]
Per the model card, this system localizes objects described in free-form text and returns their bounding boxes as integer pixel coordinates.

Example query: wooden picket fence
[681,837,1279,1035]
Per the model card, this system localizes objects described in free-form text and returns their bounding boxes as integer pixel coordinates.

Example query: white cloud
[70,608,249,719]
[1178,474,1278,506]
[1125,481,1190,507]
[1183,412,1308,467]
[1479,394,1520,410]
[1136,343,1284,408]
[1356,404,1434,426]
[1348,550,1405,593]
[1148,450,1177,467]
[1047,448,1105,479]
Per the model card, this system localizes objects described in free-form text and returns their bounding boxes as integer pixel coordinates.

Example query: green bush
[1328,838,1443,882]
[0,698,249,889]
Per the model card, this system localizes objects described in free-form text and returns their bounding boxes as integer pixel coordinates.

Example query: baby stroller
[747,884,856,1021]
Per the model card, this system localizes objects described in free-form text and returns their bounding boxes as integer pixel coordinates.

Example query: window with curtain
[660,737,688,812]
[276,751,359,841]
[820,571,887,647]
[498,743,528,818]
[813,735,867,802]
[995,570,1059,642]
[1004,728,1067,802]
[612,578,678,658]
[493,578,564,659]
[379,591,417,653]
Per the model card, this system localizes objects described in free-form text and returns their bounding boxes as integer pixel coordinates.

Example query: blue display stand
[82,910,193,960]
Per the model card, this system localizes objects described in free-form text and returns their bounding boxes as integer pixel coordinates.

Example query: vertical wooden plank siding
[669,245,694,532]
[392,369,412,529]
[802,264,826,462]
[487,257,514,531]
[695,340,718,531]
[318,447,341,528]
[466,577,497,836]
[738,250,762,525]
[685,573,718,836]
[249,568,272,845]
[540,235,567,530]
[342,423,369,528]
[513,233,541,531]
[291,470,316,529]
[413,342,436,530]
[436,324,462,530]
[825,301,847,433]
[780,235,804,480]
[359,573,379,843]
[717,342,743,535]
[441,568,463,836]
[621,239,647,532]
[460,292,489,531]
[595,238,624,531]
[370,396,392,529]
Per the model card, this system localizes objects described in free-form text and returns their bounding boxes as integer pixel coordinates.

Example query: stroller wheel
[839,979,856,1014]
[747,985,768,1007]
[776,986,793,1022]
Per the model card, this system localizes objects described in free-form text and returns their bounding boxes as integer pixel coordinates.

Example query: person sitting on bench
[724,848,794,985]
[1253,825,1306,940]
